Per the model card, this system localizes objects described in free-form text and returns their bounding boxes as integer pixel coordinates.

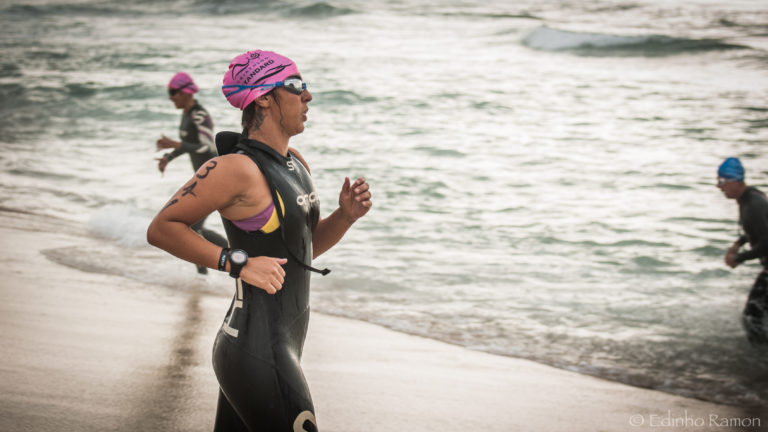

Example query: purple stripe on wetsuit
[231,202,275,232]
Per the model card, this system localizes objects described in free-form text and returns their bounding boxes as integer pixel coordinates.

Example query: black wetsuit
[165,101,217,170]
[734,186,768,344]
[164,101,227,252]
[212,137,320,431]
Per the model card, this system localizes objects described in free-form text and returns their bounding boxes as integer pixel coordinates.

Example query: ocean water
[2,0,768,407]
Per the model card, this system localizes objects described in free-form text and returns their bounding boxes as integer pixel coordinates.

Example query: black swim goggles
[168,82,192,96]
[222,77,308,97]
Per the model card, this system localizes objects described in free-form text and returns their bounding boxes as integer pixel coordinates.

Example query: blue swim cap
[717,157,745,181]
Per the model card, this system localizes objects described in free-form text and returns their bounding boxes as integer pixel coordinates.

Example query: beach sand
[0,210,765,432]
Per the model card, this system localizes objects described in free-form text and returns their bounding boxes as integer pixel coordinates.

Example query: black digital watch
[228,249,249,279]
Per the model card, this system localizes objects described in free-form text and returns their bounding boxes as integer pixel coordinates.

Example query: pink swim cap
[168,72,199,94]
[222,50,300,110]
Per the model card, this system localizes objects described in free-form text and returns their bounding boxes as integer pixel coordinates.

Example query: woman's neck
[248,125,289,156]
[182,98,196,112]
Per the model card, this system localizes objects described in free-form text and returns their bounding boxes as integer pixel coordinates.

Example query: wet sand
[0,211,765,432]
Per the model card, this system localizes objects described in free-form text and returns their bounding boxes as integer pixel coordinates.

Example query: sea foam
[89,204,153,247]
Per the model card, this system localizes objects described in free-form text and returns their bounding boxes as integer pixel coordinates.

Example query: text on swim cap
[244,60,275,84]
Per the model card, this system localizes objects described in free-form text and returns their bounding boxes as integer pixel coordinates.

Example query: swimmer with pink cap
[154,71,228,275]
[148,49,372,432]
[221,50,302,110]
[168,71,199,95]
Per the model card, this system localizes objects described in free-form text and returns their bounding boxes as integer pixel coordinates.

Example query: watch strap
[228,249,248,279]
[218,248,231,272]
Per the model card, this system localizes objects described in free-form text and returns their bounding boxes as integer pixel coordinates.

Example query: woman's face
[272,76,312,137]
[169,90,191,109]
[717,178,742,199]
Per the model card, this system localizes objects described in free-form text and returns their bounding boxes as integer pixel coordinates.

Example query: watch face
[230,250,248,265]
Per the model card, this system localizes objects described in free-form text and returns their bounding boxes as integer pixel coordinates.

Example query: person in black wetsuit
[146,50,372,431]
[156,72,228,274]
[717,157,768,344]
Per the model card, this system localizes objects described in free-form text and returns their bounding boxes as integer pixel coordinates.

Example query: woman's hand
[725,242,740,268]
[156,134,180,150]
[338,177,372,224]
[311,177,373,258]
[156,155,169,173]
[240,257,288,294]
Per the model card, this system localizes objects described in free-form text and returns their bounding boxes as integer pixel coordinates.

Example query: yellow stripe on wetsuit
[260,191,285,234]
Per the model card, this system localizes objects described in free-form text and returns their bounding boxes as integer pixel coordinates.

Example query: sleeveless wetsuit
[212,136,320,432]
[735,187,768,344]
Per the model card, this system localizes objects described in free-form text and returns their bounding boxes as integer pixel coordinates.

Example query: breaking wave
[523,26,750,56]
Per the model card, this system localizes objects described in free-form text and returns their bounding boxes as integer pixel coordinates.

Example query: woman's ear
[255,93,271,109]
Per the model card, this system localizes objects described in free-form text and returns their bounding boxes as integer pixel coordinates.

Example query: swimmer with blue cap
[717,157,745,189]
[717,157,768,344]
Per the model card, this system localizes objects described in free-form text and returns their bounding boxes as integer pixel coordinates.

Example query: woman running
[155,72,228,274]
[147,49,372,431]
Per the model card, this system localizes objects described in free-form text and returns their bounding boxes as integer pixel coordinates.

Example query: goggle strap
[222,83,277,97]
[221,80,306,97]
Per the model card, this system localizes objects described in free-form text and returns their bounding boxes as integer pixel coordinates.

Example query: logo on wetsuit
[293,411,317,432]
[296,192,318,209]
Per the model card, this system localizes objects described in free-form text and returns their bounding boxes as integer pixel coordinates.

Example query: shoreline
[303,315,767,432]
[311,306,768,410]
[0,211,766,431]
